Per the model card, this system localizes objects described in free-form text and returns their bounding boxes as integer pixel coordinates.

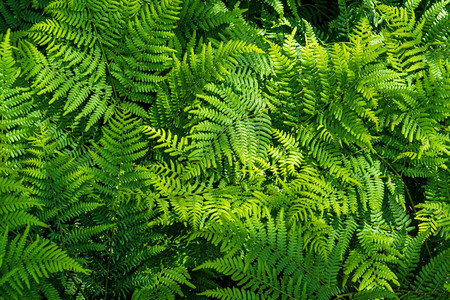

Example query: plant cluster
[0,0,449,299]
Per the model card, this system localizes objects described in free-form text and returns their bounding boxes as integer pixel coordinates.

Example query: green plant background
[0,0,449,299]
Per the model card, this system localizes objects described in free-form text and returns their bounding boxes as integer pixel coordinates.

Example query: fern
[111,0,182,107]
[0,44,88,296]
[195,212,366,299]
[188,70,271,169]
[0,0,449,299]
[0,29,36,159]
[78,107,192,298]
[411,248,450,297]
[174,0,246,52]
[150,39,263,129]
[0,226,87,299]
[0,0,50,33]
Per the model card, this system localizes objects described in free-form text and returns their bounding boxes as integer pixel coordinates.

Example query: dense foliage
[0,0,449,299]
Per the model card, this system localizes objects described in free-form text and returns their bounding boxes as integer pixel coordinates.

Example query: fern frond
[0,226,87,298]
[111,0,181,105]
[196,211,342,299]
[0,29,35,158]
[188,70,271,169]
[411,248,450,295]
